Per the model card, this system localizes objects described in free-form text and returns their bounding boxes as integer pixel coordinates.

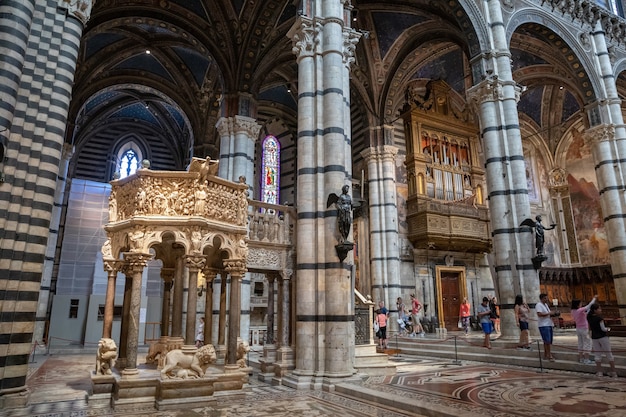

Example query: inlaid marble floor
[2,352,625,417]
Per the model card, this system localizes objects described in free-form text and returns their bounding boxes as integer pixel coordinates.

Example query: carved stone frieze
[247,247,282,269]
[109,166,248,227]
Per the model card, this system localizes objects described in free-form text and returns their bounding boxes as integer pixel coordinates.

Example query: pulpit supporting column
[160,268,175,337]
[259,274,277,382]
[185,255,206,345]
[121,252,151,376]
[203,268,218,346]
[102,260,122,339]
[273,270,294,381]
[224,261,246,373]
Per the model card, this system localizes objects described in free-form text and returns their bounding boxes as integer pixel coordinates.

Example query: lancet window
[115,141,142,179]
[261,135,280,204]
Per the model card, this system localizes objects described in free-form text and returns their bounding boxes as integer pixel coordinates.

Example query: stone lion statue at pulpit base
[160,344,217,379]
[96,338,118,375]
[237,338,250,368]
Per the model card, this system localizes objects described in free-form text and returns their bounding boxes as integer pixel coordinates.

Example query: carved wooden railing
[406,195,491,252]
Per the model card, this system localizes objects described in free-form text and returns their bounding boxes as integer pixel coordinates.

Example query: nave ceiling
[67,0,626,183]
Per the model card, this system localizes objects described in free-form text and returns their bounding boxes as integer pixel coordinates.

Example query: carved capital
[215,117,234,137]
[185,255,207,272]
[584,123,615,146]
[342,29,361,68]
[280,269,294,281]
[466,75,504,109]
[58,0,94,25]
[123,252,152,274]
[103,259,124,274]
[361,145,398,163]
[288,17,320,60]
[160,267,175,282]
[202,267,219,282]
[234,115,262,140]
[224,259,247,277]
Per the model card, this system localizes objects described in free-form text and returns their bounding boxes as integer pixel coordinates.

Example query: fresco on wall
[565,131,609,265]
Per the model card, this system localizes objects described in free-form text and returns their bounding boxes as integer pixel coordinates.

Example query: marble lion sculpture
[96,338,118,375]
[237,339,250,368]
[160,344,217,379]
[145,340,168,368]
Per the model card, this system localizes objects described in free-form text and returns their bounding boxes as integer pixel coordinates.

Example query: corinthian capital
[58,0,94,25]
[216,117,234,137]
[234,115,262,139]
[288,17,320,60]
[343,29,362,68]
[466,75,504,109]
[583,124,615,146]
[224,259,247,277]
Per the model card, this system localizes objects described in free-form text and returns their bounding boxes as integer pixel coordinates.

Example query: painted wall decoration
[565,131,609,265]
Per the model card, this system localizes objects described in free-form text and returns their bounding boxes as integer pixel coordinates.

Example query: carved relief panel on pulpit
[402,80,490,252]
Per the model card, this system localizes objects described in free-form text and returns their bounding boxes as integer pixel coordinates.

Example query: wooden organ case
[402,80,491,252]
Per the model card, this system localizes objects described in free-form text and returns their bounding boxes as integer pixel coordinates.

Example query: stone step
[387,335,626,376]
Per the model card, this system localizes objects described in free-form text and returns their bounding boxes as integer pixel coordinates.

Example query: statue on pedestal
[521,215,556,269]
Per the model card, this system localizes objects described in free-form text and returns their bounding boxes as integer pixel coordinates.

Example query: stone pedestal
[90,373,116,407]
[272,346,295,385]
[113,377,159,412]
[258,344,277,382]
[156,377,217,410]
[215,344,227,365]
[0,388,30,409]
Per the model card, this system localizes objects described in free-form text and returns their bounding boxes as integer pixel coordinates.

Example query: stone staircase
[383,331,626,377]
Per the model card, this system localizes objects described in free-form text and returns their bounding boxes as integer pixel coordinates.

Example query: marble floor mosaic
[2,350,625,417]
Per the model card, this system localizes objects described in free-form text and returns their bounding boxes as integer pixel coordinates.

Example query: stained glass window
[115,141,142,179]
[261,135,280,204]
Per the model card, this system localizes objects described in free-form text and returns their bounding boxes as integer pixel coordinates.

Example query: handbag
[457,319,463,329]
[373,320,380,333]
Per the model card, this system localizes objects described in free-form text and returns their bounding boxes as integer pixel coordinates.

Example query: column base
[0,387,30,409]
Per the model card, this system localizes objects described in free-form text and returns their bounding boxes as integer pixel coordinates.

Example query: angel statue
[520,215,556,256]
[327,185,353,243]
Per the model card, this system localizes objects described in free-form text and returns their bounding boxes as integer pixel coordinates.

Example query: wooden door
[440,271,461,331]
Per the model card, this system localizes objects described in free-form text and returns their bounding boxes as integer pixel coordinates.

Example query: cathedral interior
[1,0,626,412]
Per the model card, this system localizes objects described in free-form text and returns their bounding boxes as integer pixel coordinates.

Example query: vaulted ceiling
[67,0,625,180]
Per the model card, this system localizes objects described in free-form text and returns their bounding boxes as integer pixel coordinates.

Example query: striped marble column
[361,144,400,325]
[0,0,89,404]
[466,0,536,339]
[286,0,361,388]
[216,114,261,192]
[0,0,35,144]
[587,23,626,321]
[216,115,260,344]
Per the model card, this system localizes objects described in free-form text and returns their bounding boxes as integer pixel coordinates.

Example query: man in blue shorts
[477,297,493,349]
[535,293,556,361]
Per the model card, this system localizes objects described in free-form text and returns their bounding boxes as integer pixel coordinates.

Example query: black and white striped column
[361,145,400,320]
[587,22,626,322]
[0,0,87,403]
[466,0,536,338]
[287,0,361,387]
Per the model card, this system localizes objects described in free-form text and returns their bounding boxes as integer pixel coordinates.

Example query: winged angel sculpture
[327,184,363,244]
[520,215,556,256]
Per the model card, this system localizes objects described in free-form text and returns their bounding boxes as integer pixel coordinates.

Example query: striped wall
[0,0,83,398]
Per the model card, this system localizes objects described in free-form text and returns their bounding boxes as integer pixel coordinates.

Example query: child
[587,304,617,378]
[477,297,493,349]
